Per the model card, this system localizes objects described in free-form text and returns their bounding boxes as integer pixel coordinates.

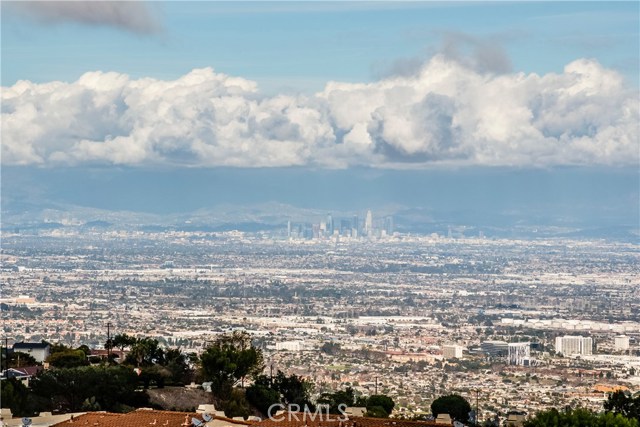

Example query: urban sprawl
[1,215,639,424]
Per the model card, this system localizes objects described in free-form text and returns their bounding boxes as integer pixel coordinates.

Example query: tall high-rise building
[384,216,394,235]
[326,213,334,236]
[365,210,373,236]
[287,221,292,238]
[615,335,630,351]
[442,344,464,359]
[340,219,352,236]
[555,336,593,356]
[352,215,359,237]
[508,342,531,365]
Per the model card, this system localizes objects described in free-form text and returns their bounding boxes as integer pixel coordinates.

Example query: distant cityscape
[1,223,638,424]
[286,210,394,240]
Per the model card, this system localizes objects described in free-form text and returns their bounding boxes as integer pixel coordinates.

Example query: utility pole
[4,337,8,371]
[375,376,378,395]
[475,389,480,426]
[270,363,274,386]
[106,322,112,363]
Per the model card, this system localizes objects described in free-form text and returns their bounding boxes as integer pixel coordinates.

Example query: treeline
[3,333,638,426]
[1,335,195,416]
[0,332,396,420]
[411,392,640,427]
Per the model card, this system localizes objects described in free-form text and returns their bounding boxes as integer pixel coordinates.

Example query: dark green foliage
[30,365,149,413]
[366,395,395,417]
[318,387,356,413]
[222,389,253,418]
[316,388,394,418]
[524,408,639,427]
[320,342,341,355]
[273,370,314,409]
[200,331,263,394]
[431,394,472,423]
[124,337,165,367]
[1,350,38,368]
[246,377,281,416]
[246,371,314,416]
[1,379,32,416]
[605,391,640,421]
[108,333,137,353]
[138,364,170,389]
[76,345,91,357]
[48,342,71,355]
[47,349,89,368]
[163,348,193,385]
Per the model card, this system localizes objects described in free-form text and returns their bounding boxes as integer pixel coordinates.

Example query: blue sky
[2,2,638,92]
[1,2,638,223]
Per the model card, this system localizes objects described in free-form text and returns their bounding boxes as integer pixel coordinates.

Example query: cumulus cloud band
[2,56,638,168]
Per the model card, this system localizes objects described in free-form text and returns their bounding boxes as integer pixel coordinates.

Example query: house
[88,349,127,364]
[1,366,42,386]
[505,412,526,427]
[1,411,86,427]
[50,408,254,427]
[12,342,51,363]
[344,407,367,417]
[255,412,452,427]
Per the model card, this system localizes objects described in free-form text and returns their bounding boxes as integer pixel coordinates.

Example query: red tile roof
[255,413,450,427]
[51,409,253,427]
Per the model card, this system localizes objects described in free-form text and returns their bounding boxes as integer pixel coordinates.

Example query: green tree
[30,366,87,411]
[47,349,89,368]
[223,389,253,418]
[30,365,149,413]
[366,395,395,417]
[320,342,341,355]
[163,348,193,385]
[246,375,281,416]
[605,391,640,421]
[431,394,472,424]
[524,408,638,427]
[200,331,263,394]
[318,387,357,414]
[1,379,32,417]
[48,342,71,355]
[273,370,313,409]
[124,337,164,367]
[1,350,38,368]
[76,345,91,357]
[109,333,137,354]
[139,364,171,389]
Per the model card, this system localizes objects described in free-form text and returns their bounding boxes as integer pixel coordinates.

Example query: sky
[1,1,639,223]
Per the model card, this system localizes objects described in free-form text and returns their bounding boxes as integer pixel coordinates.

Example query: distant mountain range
[2,166,638,241]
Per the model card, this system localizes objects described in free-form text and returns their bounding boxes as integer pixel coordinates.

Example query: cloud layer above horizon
[2,55,638,169]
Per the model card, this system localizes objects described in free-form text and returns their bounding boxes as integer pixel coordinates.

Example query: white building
[615,335,630,351]
[275,340,306,352]
[12,342,50,363]
[508,342,530,366]
[442,344,464,359]
[555,336,593,356]
[364,210,373,236]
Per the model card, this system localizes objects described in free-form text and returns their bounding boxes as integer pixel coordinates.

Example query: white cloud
[2,57,638,168]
